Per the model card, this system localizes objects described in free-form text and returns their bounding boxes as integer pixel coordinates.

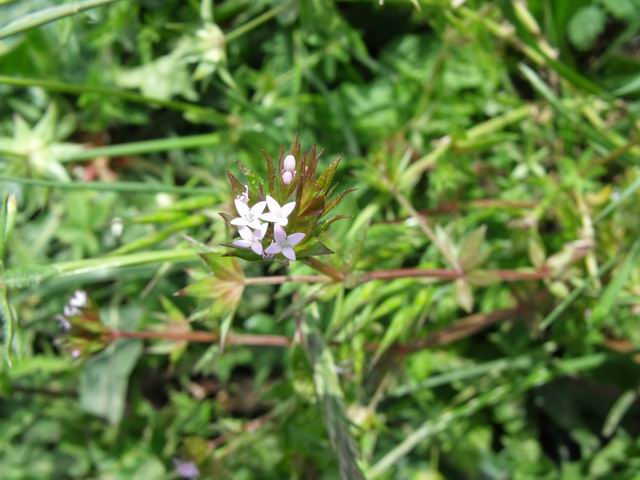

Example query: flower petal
[260,212,280,223]
[233,239,252,249]
[265,242,281,255]
[230,217,248,226]
[283,154,296,172]
[255,223,268,239]
[282,246,296,261]
[287,232,305,245]
[274,224,286,242]
[234,199,250,216]
[265,195,281,214]
[251,200,267,216]
[248,219,264,229]
[282,170,293,185]
[238,226,253,241]
[281,202,296,217]
[250,241,263,255]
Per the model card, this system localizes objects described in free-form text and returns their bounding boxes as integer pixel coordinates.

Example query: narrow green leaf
[0,288,16,367]
[219,312,234,351]
[0,0,121,40]
[303,325,364,480]
[602,389,637,437]
[0,194,16,262]
[589,239,640,326]
[0,175,216,195]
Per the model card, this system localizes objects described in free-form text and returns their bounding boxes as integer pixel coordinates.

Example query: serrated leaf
[568,6,606,51]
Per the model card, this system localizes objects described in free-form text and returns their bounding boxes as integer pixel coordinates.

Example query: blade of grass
[0,176,216,195]
[594,175,640,224]
[59,133,222,162]
[368,352,608,478]
[0,75,227,124]
[0,0,121,40]
[2,249,199,289]
[539,254,620,330]
[602,389,638,437]
[589,238,640,327]
[303,324,365,480]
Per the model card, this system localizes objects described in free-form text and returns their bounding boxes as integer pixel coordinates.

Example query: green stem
[59,133,221,162]
[0,176,215,195]
[0,75,227,124]
[0,0,121,40]
[225,2,289,43]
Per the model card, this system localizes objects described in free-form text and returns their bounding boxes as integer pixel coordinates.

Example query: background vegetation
[1,0,640,478]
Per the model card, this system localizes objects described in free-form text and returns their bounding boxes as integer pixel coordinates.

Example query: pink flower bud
[283,154,296,172]
[282,170,293,185]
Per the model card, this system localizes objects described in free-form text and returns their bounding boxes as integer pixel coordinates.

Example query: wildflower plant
[221,138,352,263]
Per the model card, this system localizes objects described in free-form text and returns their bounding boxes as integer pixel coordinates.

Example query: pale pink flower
[233,224,268,255]
[264,224,305,261]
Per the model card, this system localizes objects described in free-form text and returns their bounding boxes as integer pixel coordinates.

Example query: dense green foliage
[1,0,640,478]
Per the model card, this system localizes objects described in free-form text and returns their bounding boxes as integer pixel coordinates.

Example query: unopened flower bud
[282,170,293,185]
[283,154,296,172]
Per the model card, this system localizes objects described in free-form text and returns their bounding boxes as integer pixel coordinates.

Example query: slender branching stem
[242,267,550,286]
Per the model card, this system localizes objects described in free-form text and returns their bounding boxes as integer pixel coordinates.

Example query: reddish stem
[244,267,550,285]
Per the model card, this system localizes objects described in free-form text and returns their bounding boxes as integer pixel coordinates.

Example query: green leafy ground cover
[1,0,640,478]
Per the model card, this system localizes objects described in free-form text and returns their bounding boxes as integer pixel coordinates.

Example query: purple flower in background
[173,459,200,479]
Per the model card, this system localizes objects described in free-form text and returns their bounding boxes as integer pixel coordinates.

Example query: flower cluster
[222,139,353,263]
[56,290,109,359]
[229,156,305,261]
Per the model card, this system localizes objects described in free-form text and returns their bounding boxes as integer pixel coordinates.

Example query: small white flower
[282,170,293,185]
[69,290,88,309]
[64,305,80,317]
[233,224,268,255]
[111,217,124,237]
[265,224,305,261]
[283,154,296,172]
[282,155,296,185]
[236,184,249,204]
[231,199,267,229]
[260,195,296,227]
